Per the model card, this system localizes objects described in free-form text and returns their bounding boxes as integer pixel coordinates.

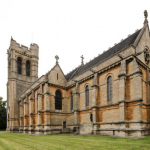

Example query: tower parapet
[30,43,39,58]
[9,38,39,59]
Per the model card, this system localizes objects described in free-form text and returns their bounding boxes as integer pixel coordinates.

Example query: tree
[0,97,7,130]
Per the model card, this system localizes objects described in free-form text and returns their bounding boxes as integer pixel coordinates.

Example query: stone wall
[7,24,150,137]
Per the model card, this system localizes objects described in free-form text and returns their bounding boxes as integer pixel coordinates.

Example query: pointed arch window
[26,61,30,77]
[86,85,89,107]
[71,92,73,110]
[107,76,113,102]
[55,90,62,110]
[17,58,22,74]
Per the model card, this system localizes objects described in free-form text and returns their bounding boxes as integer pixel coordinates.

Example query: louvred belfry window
[86,85,89,107]
[55,90,62,110]
[107,76,113,102]
[71,92,73,110]
[17,58,22,74]
[26,61,30,77]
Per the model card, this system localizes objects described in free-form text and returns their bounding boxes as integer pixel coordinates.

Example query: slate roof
[65,29,141,81]
[65,66,80,81]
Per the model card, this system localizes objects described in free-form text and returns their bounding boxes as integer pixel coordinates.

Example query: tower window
[86,85,89,107]
[107,76,113,102]
[17,58,22,74]
[57,73,58,80]
[55,90,62,110]
[26,61,30,77]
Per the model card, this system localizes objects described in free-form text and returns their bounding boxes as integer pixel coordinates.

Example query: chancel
[6,10,150,137]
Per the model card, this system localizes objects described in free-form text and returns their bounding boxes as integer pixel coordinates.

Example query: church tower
[7,37,39,131]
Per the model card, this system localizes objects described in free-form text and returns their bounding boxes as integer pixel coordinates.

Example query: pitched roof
[65,66,80,81]
[65,29,141,81]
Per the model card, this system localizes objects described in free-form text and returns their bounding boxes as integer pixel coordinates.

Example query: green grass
[0,130,6,132]
[0,133,150,150]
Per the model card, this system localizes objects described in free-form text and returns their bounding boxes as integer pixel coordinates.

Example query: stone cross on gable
[144,10,148,19]
[81,55,84,65]
[55,55,59,64]
[144,10,148,25]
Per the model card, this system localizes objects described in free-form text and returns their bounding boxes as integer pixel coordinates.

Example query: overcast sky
[0,0,150,101]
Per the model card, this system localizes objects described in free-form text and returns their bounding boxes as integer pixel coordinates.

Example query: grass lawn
[0,132,150,150]
[0,130,6,132]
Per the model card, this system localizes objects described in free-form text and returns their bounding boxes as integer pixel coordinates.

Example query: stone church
[6,11,150,137]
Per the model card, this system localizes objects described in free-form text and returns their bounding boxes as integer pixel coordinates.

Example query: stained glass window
[17,58,22,74]
[107,76,113,102]
[86,85,89,107]
[55,90,62,110]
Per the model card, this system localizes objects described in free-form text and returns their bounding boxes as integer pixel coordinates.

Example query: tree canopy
[0,97,6,129]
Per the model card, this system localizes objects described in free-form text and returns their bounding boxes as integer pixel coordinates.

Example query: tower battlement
[30,43,39,50]
[9,38,39,57]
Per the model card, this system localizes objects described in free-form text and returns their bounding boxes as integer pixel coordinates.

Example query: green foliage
[0,97,6,129]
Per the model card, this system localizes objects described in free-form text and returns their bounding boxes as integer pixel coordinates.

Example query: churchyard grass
[0,132,150,150]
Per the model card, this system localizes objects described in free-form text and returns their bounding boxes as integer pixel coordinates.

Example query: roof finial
[144,10,148,25]
[55,55,59,64]
[81,55,84,65]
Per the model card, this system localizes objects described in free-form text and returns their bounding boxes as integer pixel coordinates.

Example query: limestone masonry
[6,11,150,137]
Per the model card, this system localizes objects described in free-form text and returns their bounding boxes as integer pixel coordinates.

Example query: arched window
[17,58,22,74]
[107,76,113,102]
[26,61,30,77]
[55,90,62,110]
[71,92,73,110]
[86,85,89,107]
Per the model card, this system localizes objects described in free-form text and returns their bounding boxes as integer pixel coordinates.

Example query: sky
[0,0,150,101]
